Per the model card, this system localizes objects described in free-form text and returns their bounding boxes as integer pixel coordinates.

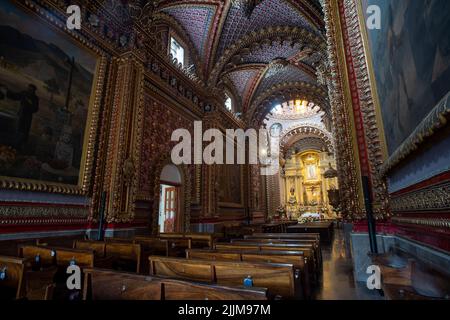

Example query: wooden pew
[214,243,318,282]
[0,255,27,300]
[20,245,94,268]
[133,238,169,256]
[135,236,191,257]
[149,256,297,299]
[245,233,322,263]
[73,240,141,273]
[83,268,161,300]
[247,233,320,241]
[132,238,169,274]
[187,249,242,262]
[19,245,56,269]
[223,225,262,239]
[158,233,216,249]
[104,242,141,273]
[104,237,134,243]
[19,245,94,300]
[163,279,268,300]
[186,249,312,298]
[83,268,268,300]
[231,238,322,267]
[73,240,106,258]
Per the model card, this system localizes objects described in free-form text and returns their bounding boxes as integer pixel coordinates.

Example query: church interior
[0,0,449,303]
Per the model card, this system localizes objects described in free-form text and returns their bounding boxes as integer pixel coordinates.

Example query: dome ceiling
[156,0,326,119]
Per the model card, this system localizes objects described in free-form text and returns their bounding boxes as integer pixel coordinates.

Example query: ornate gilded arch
[279,124,334,157]
[247,81,330,126]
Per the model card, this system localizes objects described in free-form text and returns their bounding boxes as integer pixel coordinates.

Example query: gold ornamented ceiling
[154,0,327,121]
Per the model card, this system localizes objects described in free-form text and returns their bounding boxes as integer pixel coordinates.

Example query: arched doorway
[158,164,182,233]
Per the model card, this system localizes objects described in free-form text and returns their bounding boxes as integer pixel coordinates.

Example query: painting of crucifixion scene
[0,1,97,185]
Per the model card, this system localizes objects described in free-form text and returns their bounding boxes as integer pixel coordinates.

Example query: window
[272,104,282,114]
[225,95,233,111]
[170,36,185,67]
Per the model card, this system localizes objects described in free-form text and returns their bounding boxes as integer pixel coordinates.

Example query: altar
[287,221,335,244]
[281,151,339,220]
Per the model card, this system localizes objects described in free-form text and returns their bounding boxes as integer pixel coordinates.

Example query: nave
[0,0,449,303]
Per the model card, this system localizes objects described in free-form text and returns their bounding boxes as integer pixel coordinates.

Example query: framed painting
[358,0,450,156]
[0,0,105,194]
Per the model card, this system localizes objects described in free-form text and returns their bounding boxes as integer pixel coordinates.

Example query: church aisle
[314,228,383,300]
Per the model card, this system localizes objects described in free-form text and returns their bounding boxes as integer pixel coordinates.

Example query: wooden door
[164,187,177,232]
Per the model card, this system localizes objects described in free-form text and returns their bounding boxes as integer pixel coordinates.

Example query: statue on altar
[287,186,298,220]
[306,163,317,180]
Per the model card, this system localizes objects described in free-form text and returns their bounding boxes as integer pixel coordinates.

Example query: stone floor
[314,228,384,300]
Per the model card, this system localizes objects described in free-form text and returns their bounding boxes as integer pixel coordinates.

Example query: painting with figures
[361,0,450,154]
[0,1,97,186]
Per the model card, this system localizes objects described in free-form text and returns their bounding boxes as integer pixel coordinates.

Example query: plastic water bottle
[243,275,253,287]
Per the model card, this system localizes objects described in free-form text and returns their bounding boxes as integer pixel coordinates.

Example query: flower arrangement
[276,206,286,215]
[275,205,287,220]
[297,212,322,224]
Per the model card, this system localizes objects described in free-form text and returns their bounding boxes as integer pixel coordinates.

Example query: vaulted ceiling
[155,0,326,122]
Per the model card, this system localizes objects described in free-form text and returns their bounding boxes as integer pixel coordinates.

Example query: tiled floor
[314,228,383,300]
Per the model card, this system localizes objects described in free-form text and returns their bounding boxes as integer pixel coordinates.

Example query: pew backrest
[186,249,310,298]
[20,245,94,268]
[73,240,106,258]
[104,243,141,273]
[19,245,55,267]
[248,233,320,241]
[149,256,296,298]
[213,261,295,298]
[54,247,94,268]
[105,237,134,243]
[0,256,27,300]
[83,268,268,300]
[158,233,219,248]
[150,256,214,282]
[133,237,169,256]
[162,280,267,300]
[186,250,241,261]
[83,268,162,300]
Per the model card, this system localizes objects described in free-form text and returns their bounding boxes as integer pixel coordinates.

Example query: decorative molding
[392,217,450,230]
[322,0,363,219]
[381,91,450,176]
[0,205,88,219]
[340,0,390,218]
[390,181,450,213]
[280,124,334,155]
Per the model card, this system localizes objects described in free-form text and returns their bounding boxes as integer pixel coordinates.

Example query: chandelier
[231,0,263,18]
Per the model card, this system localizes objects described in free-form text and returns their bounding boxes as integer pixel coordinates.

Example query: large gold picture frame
[0,0,107,195]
